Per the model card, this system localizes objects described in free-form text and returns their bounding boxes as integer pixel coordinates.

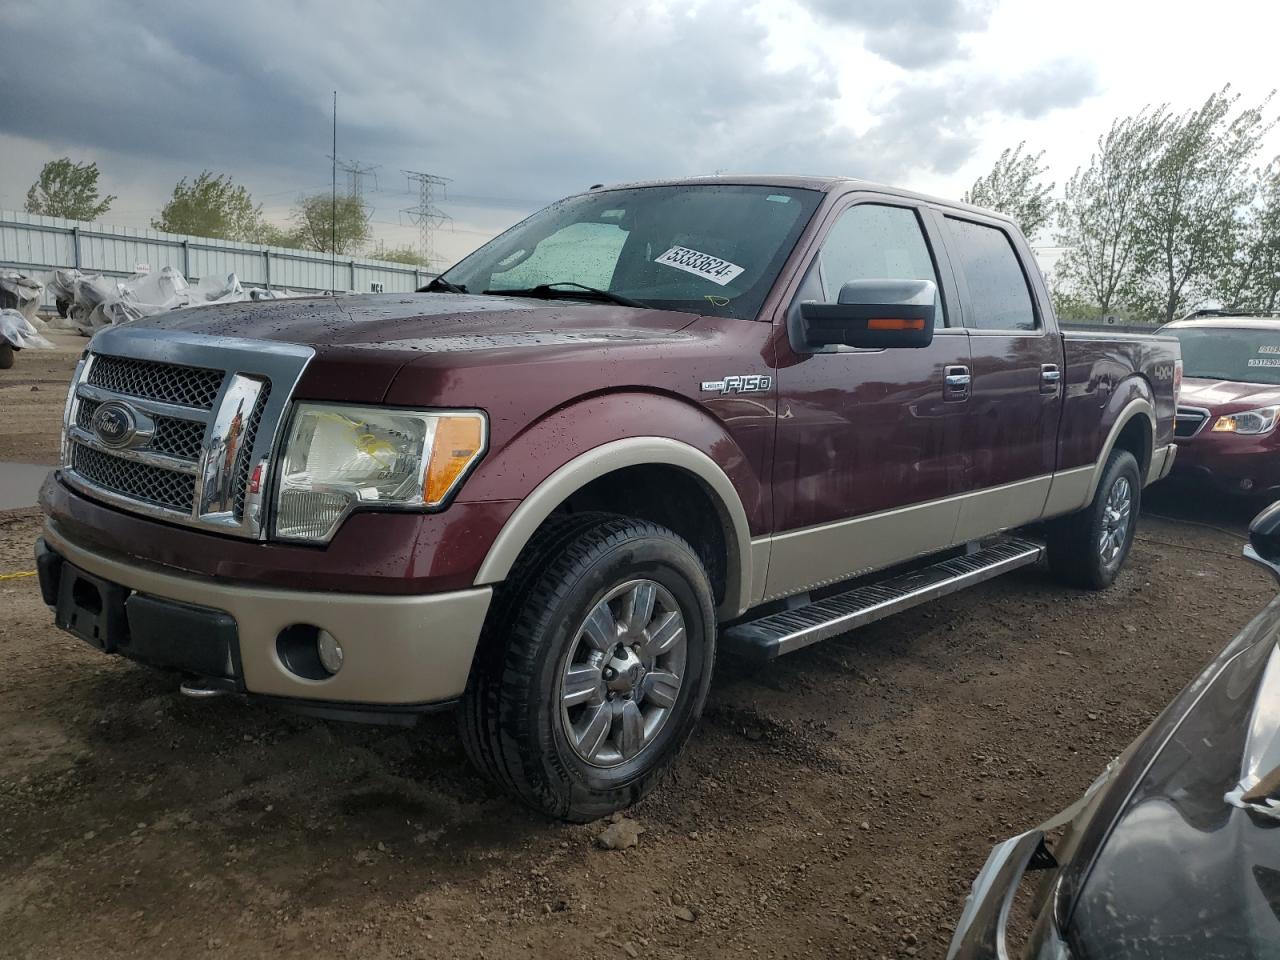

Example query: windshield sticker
[654,246,744,286]
[1248,358,1280,368]
[1258,344,1280,354]
[766,194,792,203]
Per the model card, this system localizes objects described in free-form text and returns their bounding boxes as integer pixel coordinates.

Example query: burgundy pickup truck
[36,176,1180,820]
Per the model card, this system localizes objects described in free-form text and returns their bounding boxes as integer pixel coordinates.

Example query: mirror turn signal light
[866,318,926,331]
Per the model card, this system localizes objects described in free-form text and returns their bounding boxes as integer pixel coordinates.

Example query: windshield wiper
[421,276,467,293]
[482,282,646,309]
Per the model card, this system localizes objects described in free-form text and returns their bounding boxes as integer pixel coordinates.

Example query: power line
[401,170,452,271]
[337,160,380,202]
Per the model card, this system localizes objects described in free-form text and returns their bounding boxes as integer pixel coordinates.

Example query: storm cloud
[800,0,995,67]
[0,0,1097,252]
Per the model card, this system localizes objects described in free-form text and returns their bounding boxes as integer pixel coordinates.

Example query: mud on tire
[458,512,717,822]
[1046,449,1142,590]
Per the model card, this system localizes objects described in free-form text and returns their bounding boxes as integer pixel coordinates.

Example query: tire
[0,344,14,370]
[1046,449,1142,590]
[458,512,717,822]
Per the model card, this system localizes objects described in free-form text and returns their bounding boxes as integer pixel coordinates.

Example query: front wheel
[458,514,716,822]
[1046,449,1142,590]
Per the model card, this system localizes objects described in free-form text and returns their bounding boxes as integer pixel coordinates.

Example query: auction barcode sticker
[1249,358,1280,368]
[654,246,744,286]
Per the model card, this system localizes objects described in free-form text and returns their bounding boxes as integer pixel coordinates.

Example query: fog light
[317,630,344,674]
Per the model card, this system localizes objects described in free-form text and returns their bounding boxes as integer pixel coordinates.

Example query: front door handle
[944,365,971,401]
[1041,364,1061,395]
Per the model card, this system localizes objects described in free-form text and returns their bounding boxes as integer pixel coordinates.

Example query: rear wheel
[458,513,716,822]
[0,344,14,370]
[1046,449,1141,590]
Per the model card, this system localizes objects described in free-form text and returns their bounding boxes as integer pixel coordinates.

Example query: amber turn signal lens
[424,414,486,505]
[867,317,924,331]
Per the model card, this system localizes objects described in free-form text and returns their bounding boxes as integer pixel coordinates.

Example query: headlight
[274,403,486,542]
[61,352,90,466]
[1212,405,1278,436]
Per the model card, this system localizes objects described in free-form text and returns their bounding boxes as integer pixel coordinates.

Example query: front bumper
[38,519,492,709]
[1171,433,1279,497]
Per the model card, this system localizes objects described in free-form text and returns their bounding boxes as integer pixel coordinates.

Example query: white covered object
[0,271,44,324]
[0,308,54,350]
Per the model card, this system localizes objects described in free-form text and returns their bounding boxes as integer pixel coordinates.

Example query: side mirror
[1246,500,1280,584]
[798,279,937,350]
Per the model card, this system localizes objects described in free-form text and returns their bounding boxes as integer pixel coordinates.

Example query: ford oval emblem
[91,401,138,448]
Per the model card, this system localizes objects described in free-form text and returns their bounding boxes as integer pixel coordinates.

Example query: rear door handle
[1041,364,1061,395]
[944,365,970,401]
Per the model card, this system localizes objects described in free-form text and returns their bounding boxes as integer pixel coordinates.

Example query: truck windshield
[437,184,823,320]
[1171,326,1280,386]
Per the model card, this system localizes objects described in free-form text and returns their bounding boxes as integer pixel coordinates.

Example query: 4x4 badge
[700,374,773,395]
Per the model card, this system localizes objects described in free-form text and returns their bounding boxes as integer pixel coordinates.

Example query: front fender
[461,392,766,619]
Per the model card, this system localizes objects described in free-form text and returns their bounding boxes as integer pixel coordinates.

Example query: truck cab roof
[577,174,1016,227]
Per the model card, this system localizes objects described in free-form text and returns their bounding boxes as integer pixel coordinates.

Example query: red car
[1167,314,1280,501]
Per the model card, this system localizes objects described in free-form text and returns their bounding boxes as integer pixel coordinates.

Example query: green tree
[369,241,429,266]
[961,142,1055,238]
[152,171,266,241]
[24,157,116,221]
[1215,160,1280,313]
[291,193,371,254]
[257,222,305,249]
[1056,108,1172,317]
[1131,86,1275,323]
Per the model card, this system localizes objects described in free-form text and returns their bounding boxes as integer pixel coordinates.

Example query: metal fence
[0,209,435,304]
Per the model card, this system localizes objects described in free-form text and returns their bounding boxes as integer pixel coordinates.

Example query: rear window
[1171,326,1280,385]
[944,217,1037,332]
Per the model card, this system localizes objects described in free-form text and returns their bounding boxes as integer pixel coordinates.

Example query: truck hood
[1181,376,1280,411]
[124,291,700,403]
[127,291,698,347]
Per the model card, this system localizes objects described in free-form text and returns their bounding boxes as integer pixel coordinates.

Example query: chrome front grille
[61,328,313,539]
[86,354,224,409]
[77,397,205,461]
[71,443,196,512]
[232,383,270,520]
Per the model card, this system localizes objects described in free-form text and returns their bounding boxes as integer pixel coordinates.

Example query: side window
[489,221,627,290]
[818,204,946,326]
[943,217,1037,332]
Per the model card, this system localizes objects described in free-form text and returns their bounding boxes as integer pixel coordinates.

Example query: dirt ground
[1,345,1275,960]
[0,333,86,465]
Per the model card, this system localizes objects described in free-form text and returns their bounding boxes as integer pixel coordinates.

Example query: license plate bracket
[54,562,131,652]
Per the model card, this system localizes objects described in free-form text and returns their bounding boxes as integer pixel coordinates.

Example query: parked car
[1167,312,1279,502]
[948,499,1280,959]
[35,176,1179,820]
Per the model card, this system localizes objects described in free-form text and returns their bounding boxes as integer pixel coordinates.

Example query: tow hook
[179,678,231,699]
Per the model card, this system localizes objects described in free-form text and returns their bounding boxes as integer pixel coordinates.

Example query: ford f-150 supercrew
[36,176,1181,820]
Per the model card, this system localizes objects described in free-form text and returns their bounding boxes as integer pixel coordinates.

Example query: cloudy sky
[2,0,1278,267]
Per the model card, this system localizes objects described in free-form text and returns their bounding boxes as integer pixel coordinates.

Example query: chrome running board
[723,538,1044,660]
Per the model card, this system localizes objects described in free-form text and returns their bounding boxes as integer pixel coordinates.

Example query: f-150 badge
[700,374,773,394]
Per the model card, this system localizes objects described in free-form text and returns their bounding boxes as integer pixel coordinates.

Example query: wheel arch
[474,437,755,620]
[1086,395,1155,502]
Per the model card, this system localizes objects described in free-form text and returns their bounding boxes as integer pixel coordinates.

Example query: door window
[943,217,1037,331]
[817,204,946,326]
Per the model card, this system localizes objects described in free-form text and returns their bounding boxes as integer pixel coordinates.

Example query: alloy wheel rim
[558,579,687,768]
[1099,475,1132,567]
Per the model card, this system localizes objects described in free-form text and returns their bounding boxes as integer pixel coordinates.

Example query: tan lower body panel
[1149,444,1177,484]
[758,474,1060,603]
[43,521,491,705]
